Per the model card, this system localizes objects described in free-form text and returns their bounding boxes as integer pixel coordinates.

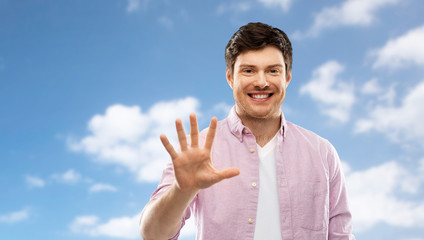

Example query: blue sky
[1,0,424,239]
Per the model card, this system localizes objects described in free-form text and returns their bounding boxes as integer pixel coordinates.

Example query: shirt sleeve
[142,161,196,240]
[327,142,356,240]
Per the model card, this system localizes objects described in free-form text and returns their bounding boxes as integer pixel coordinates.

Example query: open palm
[160,114,240,193]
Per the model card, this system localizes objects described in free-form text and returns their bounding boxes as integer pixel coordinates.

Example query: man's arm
[139,114,240,240]
[140,183,197,240]
[327,143,356,240]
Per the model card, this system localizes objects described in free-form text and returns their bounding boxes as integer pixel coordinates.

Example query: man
[139,22,355,240]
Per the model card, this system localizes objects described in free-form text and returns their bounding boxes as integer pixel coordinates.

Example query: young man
[139,22,355,240]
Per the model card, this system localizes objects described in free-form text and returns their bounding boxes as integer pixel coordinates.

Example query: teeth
[251,94,269,99]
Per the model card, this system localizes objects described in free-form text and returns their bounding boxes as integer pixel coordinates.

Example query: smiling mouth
[248,93,273,99]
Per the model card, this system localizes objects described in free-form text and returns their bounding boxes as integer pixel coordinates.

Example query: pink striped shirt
[149,108,355,240]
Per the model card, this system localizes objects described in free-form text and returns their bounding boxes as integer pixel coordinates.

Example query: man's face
[226,46,291,120]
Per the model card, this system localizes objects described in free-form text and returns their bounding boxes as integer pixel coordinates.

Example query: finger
[204,117,217,150]
[160,134,178,160]
[190,113,199,148]
[175,118,188,151]
[216,168,240,181]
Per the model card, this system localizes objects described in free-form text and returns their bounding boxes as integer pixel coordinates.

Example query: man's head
[225,22,292,78]
[225,23,293,121]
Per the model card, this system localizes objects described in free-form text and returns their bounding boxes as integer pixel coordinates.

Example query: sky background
[1,0,424,239]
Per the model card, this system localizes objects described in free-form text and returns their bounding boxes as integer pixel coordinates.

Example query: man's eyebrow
[238,64,284,68]
[238,64,256,68]
[267,64,284,68]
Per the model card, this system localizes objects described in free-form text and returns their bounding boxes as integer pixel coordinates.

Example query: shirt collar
[227,106,287,141]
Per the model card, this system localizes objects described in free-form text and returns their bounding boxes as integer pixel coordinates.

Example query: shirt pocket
[297,180,328,231]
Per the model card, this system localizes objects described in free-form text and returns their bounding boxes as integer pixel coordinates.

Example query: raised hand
[160,113,240,193]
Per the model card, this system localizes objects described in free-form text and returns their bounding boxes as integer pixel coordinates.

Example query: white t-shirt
[254,134,282,240]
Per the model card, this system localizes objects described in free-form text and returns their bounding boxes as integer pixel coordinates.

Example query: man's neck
[238,113,281,147]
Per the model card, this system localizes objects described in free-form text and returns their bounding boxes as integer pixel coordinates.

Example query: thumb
[216,168,240,180]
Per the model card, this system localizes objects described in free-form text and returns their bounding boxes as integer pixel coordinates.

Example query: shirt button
[249,147,255,153]
[244,129,249,134]
[238,134,242,139]
[251,182,257,188]
[248,218,254,224]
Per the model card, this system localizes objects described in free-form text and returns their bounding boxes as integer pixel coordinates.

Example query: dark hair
[225,22,292,77]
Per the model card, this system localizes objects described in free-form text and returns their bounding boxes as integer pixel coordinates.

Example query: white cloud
[345,161,424,232]
[126,0,139,12]
[52,169,81,184]
[300,60,355,123]
[257,0,291,12]
[25,175,45,188]
[0,209,29,224]
[126,0,149,13]
[355,81,424,147]
[216,2,251,15]
[126,0,148,12]
[361,78,382,95]
[295,0,399,38]
[361,78,396,105]
[69,97,199,182]
[70,214,140,239]
[377,84,396,106]
[89,183,118,193]
[217,0,292,15]
[370,25,424,69]
[212,102,233,118]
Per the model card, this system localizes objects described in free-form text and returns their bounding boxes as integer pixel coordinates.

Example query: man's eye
[269,69,279,74]
[243,69,253,73]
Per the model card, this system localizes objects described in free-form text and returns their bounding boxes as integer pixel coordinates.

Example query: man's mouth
[248,93,273,99]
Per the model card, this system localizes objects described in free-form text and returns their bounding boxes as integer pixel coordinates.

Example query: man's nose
[254,72,269,89]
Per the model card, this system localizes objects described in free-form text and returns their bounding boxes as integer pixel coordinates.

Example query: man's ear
[226,69,233,89]
[285,70,292,88]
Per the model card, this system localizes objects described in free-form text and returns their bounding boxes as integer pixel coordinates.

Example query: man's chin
[235,104,280,119]
[246,110,277,120]
[251,108,282,120]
